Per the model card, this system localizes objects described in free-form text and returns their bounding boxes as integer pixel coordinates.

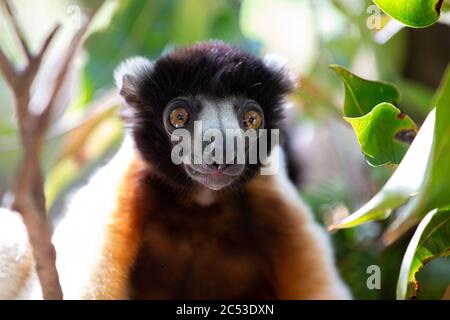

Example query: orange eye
[169,107,190,128]
[243,110,262,129]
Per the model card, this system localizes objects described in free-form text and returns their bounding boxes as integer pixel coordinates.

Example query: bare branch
[3,0,33,62]
[0,47,17,89]
[12,145,62,299]
[5,2,103,299]
[0,44,30,144]
[11,26,60,122]
[36,24,61,61]
[14,193,62,299]
[38,13,97,142]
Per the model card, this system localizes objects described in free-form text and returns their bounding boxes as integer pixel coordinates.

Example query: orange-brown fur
[83,157,150,299]
[0,146,349,299]
[81,153,349,299]
[246,175,346,299]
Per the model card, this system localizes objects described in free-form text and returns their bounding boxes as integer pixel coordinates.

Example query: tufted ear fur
[262,53,298,91]
[114,57,153,107]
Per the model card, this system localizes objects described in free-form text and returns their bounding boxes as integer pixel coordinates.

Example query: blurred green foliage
[82,0,246,104]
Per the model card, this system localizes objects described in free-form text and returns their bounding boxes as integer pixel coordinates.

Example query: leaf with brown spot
[397,210,450,299]
[345,102,417,166]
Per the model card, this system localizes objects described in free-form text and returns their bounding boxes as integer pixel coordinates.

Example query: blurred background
[0,0,449,299]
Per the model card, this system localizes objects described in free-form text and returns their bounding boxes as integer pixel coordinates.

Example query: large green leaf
[328,109,435,230]
[373,0,443,28]
[330,63,450,231]
[397,210,450,299]
[423,64,450,212]
[330,64,400,118]
[345,103,417,166]
[386,63,450,242]
[331,65,414,166]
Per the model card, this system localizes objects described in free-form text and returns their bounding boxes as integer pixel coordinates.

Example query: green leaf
[345,103,417,166]
[373,0,443,28]
[386,63,450,242]
[331,65,415,166]
[397,210,450,299]
[330,64,400,117]
[328,109,435,230]
[330,63,450,232]
[424,63,450,211]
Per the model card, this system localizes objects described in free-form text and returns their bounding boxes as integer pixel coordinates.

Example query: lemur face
[162,95,267,190]
[115,41,293,191]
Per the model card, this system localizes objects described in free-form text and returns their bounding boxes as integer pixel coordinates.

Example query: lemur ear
[114,57,153,106]
[263,54,298,91]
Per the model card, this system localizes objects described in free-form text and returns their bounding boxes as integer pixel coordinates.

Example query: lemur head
[115,41,293,192]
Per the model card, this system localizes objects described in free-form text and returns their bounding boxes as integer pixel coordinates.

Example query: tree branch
[0,1,103,300]
[37,16,95,144]
[0,47,17,89]
[3,0,33,62]
[36,25,61,60]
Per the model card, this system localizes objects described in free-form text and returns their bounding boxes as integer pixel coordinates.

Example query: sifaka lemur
[0,41,350,299]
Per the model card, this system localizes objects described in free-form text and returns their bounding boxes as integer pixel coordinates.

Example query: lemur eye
[169,107,190,128]
[243,110,262,130]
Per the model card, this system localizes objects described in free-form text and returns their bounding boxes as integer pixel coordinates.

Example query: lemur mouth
[184,164,245,190]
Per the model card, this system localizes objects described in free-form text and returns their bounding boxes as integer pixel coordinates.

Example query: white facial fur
[196,97,241,137]
[185,97,245,190]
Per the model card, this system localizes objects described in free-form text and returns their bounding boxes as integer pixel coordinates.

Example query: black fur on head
[116,40,294,192]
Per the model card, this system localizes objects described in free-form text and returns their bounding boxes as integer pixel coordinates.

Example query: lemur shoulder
[0,41,350,299]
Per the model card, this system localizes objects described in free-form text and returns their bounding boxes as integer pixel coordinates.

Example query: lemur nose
[212,151,239,170]
[212,162,229,171]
